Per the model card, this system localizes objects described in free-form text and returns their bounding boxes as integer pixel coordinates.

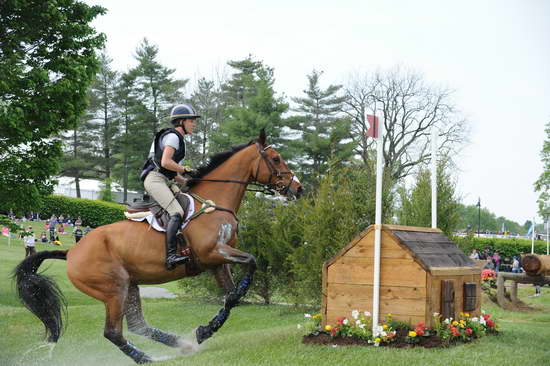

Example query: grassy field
[2,221,550,365]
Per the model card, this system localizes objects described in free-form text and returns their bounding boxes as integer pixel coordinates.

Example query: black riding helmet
[170,103,201,125]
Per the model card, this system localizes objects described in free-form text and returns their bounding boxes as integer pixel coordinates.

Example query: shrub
[41,195,125,227]
[453,235,548,258]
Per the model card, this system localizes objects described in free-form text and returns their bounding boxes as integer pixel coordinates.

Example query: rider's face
[182,118,197,134]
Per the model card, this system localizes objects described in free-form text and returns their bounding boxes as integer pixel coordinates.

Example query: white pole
[372,115,384,336]
[546,216,549,255]
[431,127,437,229]
[531,217,535,254]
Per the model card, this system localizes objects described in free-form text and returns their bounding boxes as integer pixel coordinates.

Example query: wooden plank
[382,224,442,233]
[321,263,328,327]
[429,267,480,276]
[463,282,476,312]
[327,284,427,301]
[345,231,413,259]
[324,226,373,267]
[441,280,455,320]
[327,257,426,288]
[425,273,434,327]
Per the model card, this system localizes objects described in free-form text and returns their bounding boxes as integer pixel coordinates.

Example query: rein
[187,143,294,196]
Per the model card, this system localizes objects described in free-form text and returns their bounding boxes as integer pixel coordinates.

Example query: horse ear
[259,128,267,146]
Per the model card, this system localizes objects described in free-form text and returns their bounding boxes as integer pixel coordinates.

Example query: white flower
[331,344,338,348]
[381,331,387,337]
[374,342,380,347]
[472,317,479,322]
[433,312,440,317]
[359,324,365,329]
[297,324,302,329]
[304,313,311,318]
[364,311,371,317]
[373,325,384,336]
[351,310,360,319]
[355,319,362,326]
[343,319,349,325]
[444,318,450,324]
[479,317,486,326]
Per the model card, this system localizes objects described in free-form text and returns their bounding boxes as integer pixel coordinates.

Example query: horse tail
[12,250,68,343]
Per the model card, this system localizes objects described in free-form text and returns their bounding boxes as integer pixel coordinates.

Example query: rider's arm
[160,146,187,174]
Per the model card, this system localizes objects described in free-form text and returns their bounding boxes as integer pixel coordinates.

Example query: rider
[140,103,200,270]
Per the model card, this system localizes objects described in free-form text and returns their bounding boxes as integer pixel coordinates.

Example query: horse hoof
[196,325,211,344]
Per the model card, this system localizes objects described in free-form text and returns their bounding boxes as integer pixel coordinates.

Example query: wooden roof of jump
[326,224,477,273]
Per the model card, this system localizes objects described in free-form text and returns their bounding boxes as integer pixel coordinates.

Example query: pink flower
[465,328,473,335]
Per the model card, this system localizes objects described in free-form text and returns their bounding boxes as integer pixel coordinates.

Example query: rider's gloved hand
[182,165,194,173]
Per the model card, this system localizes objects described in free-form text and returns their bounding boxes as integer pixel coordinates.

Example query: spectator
[511,256,521,273]
[74,224,83,243]
[469,249,480,260]
[75,216,82,227]
[48,215,57,243]
[40,231,48,243]
[22,226,36,257]
[483,257,495,270]
[493,251,501,272]
[58,223,65,235]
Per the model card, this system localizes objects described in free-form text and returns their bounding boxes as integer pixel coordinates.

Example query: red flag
[364,114,379,138]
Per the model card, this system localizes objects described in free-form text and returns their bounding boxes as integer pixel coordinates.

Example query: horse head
[252,129,303,200]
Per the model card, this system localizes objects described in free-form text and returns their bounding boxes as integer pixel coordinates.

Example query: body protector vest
[140,128,186,181]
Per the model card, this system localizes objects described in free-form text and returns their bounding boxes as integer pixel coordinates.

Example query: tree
[535,121,550,219]
[86,52,119,191]
[131,38,187,135]
[396,160,461,235]
[343,67,468,182]
[211,56,289,152]
[290,70,354,185]
[187,77,227,166]
[111,72,149,198]
[0,0,105,212]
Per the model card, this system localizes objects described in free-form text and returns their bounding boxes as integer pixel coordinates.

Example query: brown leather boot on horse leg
[12,129,303,364]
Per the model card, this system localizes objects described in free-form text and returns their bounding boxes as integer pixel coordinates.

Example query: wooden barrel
[521,254,550,276]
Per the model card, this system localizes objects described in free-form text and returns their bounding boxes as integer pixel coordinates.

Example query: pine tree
[535,121,550,218]
[86,52,119,198]
[211,56,289,151]
[291,70,354,185]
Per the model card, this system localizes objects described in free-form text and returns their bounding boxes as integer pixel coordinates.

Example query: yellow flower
[375,337,382,343]
[459,312,464,317]
[383,324,389,330]
[464,313,470,318]
[459,324,465,328]
[325,325,332,331]
[452,321,459,326]
[408,331,417,337]
[312,313,322,319]
[459,320,465,324]
[496,324,501,329]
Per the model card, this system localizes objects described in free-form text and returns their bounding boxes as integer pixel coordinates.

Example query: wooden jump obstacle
[322,225,481,327]
[495,254,550,307]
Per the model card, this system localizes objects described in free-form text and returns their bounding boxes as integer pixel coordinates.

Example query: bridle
[187,142,295,196]
[251,143,295,195]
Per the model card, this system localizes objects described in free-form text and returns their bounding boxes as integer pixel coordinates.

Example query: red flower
[465,328,473,335]
[483,314,491,321]
[450,327,460,337]
[330,327,339,337]
[415,327,425,336]
[486,319,495,328]
[336,317,346,325]
[416,322,425,329]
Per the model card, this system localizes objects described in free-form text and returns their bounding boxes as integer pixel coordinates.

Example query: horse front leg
[196,244,256,344]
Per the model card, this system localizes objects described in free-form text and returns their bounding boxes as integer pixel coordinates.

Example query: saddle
[126,190,198,274]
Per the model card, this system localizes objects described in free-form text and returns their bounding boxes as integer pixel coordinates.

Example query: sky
[85,0,550,225]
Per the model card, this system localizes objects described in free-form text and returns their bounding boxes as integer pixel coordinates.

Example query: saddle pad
[128,193,195,233]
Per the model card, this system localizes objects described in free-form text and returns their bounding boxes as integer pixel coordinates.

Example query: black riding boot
[165,213,188,270]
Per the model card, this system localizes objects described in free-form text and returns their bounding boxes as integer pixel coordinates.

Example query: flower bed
[301,311,499,348]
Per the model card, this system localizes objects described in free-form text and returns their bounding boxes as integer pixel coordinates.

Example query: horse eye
[273,156,280,163]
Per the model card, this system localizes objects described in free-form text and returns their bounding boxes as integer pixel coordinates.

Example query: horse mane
[186,140,254,188]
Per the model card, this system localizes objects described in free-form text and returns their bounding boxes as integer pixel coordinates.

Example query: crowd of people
[15,214,92,258]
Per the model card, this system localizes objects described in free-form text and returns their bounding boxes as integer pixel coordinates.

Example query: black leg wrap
[149,328,180,348]
[196,308,230,344]
[196,271,254,344]
[119,342,153,364]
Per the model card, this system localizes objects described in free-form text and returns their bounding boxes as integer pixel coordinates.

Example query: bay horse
[13,129,302,364]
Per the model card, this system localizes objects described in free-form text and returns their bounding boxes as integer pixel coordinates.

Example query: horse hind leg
[125,284,181,348]
[103,293,153,364]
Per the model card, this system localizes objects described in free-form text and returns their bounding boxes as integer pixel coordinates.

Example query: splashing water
[178,331,202,355]
[19,342,56,365]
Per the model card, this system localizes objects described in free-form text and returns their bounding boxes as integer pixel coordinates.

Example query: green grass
[2,221,550,365]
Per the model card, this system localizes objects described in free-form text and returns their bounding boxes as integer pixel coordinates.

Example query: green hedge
[41,195,125,227]
[453,235,549,259]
